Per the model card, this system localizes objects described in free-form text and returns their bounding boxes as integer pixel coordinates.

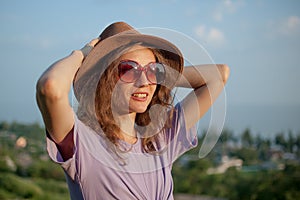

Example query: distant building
[15,136,27,148]
[4,155,17,171]
[207,156,243,174]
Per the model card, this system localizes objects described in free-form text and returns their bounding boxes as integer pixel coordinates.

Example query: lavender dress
[46,103,197,200]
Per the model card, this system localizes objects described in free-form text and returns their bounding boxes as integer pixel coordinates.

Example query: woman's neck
[115,112,137,144]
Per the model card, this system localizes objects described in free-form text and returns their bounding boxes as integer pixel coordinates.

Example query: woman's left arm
[176,64,230,130]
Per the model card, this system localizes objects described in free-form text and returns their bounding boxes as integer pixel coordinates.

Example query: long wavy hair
[77,42,182,153]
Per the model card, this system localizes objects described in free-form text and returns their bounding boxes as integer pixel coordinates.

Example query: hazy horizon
[1,102,299,138]
[1,1,299,138]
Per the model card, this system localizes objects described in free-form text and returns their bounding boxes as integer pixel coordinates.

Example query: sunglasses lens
[118,62,138,83]
[118,61,165,84]
[147,63,165,84]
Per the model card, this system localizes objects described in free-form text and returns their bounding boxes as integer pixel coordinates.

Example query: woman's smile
[131,92,148,101]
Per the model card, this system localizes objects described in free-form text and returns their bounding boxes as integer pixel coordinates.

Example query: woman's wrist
[80,45,93,58]
[72,50,85,60]
[79,37,100,59]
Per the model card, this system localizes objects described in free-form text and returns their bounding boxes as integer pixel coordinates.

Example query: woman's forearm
[36,38,99,143]
[35,50,84,143]
[36,50,84,99]
[177,64,230,129]
[176,64,230,89]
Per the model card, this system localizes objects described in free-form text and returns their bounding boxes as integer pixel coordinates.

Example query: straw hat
[73,21,183,101]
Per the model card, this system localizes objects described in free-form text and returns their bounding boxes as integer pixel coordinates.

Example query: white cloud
[223,0,238,13]
[212,11,223,22]
[286,16,300,30]
[195,25,225,48]
[207,28,225,43]
[270,15,300,37]
[195,25,206,37]
[213,0,244,22]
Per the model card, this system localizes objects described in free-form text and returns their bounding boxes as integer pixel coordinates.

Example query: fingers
[88,37,100,47]
[80,37,101,58]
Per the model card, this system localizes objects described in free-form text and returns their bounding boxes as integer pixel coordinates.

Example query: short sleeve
[46,113,80,181]
[166,102,198,163]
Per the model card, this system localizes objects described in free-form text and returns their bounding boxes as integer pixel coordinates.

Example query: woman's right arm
[36,39,99,144]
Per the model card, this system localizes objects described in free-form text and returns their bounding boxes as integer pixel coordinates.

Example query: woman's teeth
[132,93,147,98]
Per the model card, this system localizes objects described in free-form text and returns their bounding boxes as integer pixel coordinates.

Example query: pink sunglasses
[118,60,166,84]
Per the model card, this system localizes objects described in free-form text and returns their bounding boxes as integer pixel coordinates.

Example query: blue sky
[0,0,300,135]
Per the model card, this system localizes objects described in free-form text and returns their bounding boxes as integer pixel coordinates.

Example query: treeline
[208,128,300,165]
[0,121,69,200]
[0,122,300,199]
[173,128,300,200]
[173,162,300,200]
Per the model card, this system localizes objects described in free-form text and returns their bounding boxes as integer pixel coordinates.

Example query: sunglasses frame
[118,60,166,84]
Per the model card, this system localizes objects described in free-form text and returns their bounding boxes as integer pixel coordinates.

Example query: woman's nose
[135,71,150,87]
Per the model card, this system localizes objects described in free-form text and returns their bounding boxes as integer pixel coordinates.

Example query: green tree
[0,121,9,130]
[287,130,295,153]
[254,135,271,161]
[241,128,254,148]
[275,132,287,151]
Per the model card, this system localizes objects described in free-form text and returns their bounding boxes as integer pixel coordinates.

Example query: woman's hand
[80,38,100,58]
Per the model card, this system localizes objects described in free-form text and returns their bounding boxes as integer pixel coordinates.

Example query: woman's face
[112,47,157,114]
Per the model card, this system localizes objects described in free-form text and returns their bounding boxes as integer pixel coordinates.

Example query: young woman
[36,22,229,199]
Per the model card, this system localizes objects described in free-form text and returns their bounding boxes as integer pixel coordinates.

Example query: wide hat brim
[73,24,184,101]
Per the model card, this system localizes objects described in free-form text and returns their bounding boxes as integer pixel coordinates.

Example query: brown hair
[77,42,181,153]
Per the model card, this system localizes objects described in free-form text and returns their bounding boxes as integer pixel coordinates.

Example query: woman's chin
[129,106,148,114]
